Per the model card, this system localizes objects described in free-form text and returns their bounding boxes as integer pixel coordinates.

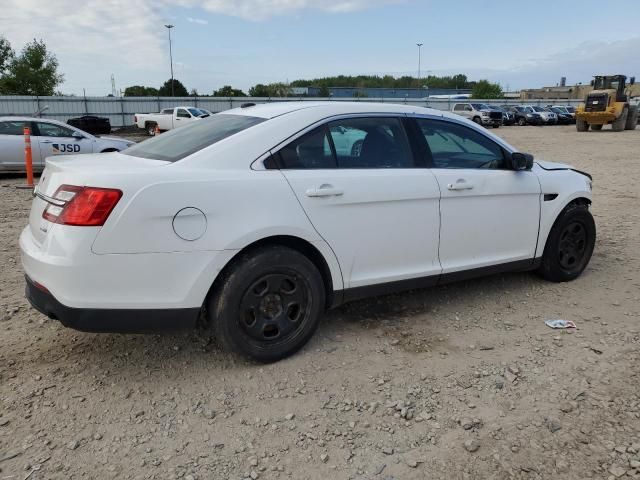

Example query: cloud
[187,17,209,24]
[176,0,400,20]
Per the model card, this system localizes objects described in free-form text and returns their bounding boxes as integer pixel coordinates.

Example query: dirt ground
[1,125,639,480]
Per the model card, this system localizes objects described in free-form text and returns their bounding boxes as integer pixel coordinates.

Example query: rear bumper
[25,275,199,333]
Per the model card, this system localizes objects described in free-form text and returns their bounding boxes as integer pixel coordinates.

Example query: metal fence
[0,95,585,128]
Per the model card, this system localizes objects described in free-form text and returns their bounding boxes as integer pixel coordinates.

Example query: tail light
[42,184,122,226]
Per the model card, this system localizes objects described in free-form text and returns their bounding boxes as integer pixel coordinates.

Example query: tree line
[0,36,503,99]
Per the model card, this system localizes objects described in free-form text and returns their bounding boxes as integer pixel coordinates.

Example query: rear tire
[146,123,157,136]
[590,124,603,131]
[537,204,595,282]
[612,108,628,132]
[576,118,588,131]
[625,105,638,130]
[208,246,325,362]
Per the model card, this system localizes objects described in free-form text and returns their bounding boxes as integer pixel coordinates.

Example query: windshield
[594,77,621,90]
[123,114,265,162]
[532,106,545,112]
[472,103,490,110]
[188,108,205,117]
[520,107,534,113]
[565,106,575,113]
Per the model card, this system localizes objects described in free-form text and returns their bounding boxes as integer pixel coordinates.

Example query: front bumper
[25,275,200,333]
[480,117,501,126]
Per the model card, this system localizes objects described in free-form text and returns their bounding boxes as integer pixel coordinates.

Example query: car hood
[97,136,135,145]
[535,159,573,170]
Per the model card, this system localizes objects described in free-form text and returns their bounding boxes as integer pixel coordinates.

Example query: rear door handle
[447,179,474,191]
[40,140,53,144]
[305,184,344,197]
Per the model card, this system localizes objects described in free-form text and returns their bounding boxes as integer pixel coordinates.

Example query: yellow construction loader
[576,75,638,131]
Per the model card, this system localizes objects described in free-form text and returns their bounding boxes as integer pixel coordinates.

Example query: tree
[318,85,330,97]
[472,80,503,99]
[0,36,14,75]
[213,85,246,97]
[266,82,291,97]
[248,84,270,97]
[124,85,159,96]
[0,39,63,95]
[158,78,188,97]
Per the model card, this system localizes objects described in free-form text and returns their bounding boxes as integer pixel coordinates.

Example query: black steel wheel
[518,117,527,126]
[209,246,325,362]
[537,203,595,282]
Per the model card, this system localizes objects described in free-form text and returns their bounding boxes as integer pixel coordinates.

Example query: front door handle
[305,184,344,197]
[447,179,474,191]
[40,140,53,144]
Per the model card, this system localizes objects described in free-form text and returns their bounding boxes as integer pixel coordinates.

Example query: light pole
[416,43,423,80]
[164,24,175,97]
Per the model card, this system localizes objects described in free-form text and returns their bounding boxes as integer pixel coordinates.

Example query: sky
[1,0,639,96]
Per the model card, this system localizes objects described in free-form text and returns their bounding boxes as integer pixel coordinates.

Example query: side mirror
[510,152,534,171]
[71,131,85,140]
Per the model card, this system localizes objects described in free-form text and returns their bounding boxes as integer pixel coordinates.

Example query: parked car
[67,115,111,135]
[491,105,516,125]
[0,117,135,173]
[134,106,210,136]
[546,107,574,125]
[451,103,502,127]
[546,105,576,121]
[502,106,543,126]
[524,105,558,125]
[22,102,595,362]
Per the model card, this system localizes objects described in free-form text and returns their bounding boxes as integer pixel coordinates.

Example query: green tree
[1,39,63,95]
[248,84,269,97]
[123,85,159,96]
[267,82,292,97]
[0,36,14,75]
[471,80,503,99]
[158,78,188,97]
[213,85,246,97]
[318,85,330,97]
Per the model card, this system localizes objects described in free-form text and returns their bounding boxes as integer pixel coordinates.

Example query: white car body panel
[20,102,592,324]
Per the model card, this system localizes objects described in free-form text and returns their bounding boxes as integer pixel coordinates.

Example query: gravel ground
[1,125,639,480]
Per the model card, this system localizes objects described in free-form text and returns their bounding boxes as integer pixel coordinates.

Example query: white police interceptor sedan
[20,102,595,362]
[0,117,135,172]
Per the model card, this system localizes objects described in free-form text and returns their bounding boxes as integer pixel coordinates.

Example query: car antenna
[240,103,256,108]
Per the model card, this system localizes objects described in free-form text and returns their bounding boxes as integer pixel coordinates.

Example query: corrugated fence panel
[0,96,586,127]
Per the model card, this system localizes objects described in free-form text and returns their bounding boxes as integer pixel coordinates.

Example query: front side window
[416,118,506,169]
[453,104,464,111]
[123,114,265,162]
[35,122,76,137]
[0,120,29,135]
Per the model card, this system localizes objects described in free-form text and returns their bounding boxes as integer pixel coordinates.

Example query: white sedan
[20,102,595,362]
[0,117,135,172]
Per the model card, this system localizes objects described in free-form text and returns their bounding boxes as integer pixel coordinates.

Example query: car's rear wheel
[612,108,628,132]
[146,123,157,136]
[625,105,638,130]
[209,246,325,362]
[537,204,595,282]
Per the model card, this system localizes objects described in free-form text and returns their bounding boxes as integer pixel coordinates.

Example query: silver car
[0,117,135,172]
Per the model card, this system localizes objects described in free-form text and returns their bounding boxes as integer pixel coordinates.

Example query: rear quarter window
[123,114,265,162]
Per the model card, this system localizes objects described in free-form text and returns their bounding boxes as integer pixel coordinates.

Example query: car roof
[222,101,454,120]
[0,116,64,124]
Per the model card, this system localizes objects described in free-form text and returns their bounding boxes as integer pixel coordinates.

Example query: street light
[164,24,175,97]
[416,43,423,80]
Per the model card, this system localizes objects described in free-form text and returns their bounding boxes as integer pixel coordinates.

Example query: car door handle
[40,140,53,144]
[447,180,474,191]
[305,185,344,197]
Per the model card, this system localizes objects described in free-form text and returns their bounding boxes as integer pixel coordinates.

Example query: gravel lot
[1,125,639,480]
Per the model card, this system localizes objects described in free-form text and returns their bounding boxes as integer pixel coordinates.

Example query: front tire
[472,117,482,125]
[612,108,628,132]
[625,105,638,130]
[208,246,325,362]
[537,204,595,282]
[576,118,588,131]
[518,117,527,126]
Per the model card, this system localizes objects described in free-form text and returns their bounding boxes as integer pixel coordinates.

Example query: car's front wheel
[208,246,325,362]
[518,117,527,126]
[537,203,595,282]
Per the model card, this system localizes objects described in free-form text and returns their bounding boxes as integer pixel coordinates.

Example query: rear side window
[416,118,506,169]
[123,114,265,162]
[0,120,28,135]
[273,117,414,169]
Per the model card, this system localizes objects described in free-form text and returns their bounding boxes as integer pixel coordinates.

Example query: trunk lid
[29,152,169,246]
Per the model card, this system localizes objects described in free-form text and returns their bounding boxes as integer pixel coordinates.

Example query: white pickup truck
[134,106,210,136]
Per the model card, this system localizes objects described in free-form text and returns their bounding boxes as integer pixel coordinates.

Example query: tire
[518,117,527,126]
[208,246,325,362]
[100,148,120,153]
[493,124,500,128]
[472,117,482,125]
[612,108,628,132]
[590,124,603,131]
[576,118,588,132]
[146,123,157,136]
[537,204,596,282]
[625,105,638,130]
[351,139,364,156]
